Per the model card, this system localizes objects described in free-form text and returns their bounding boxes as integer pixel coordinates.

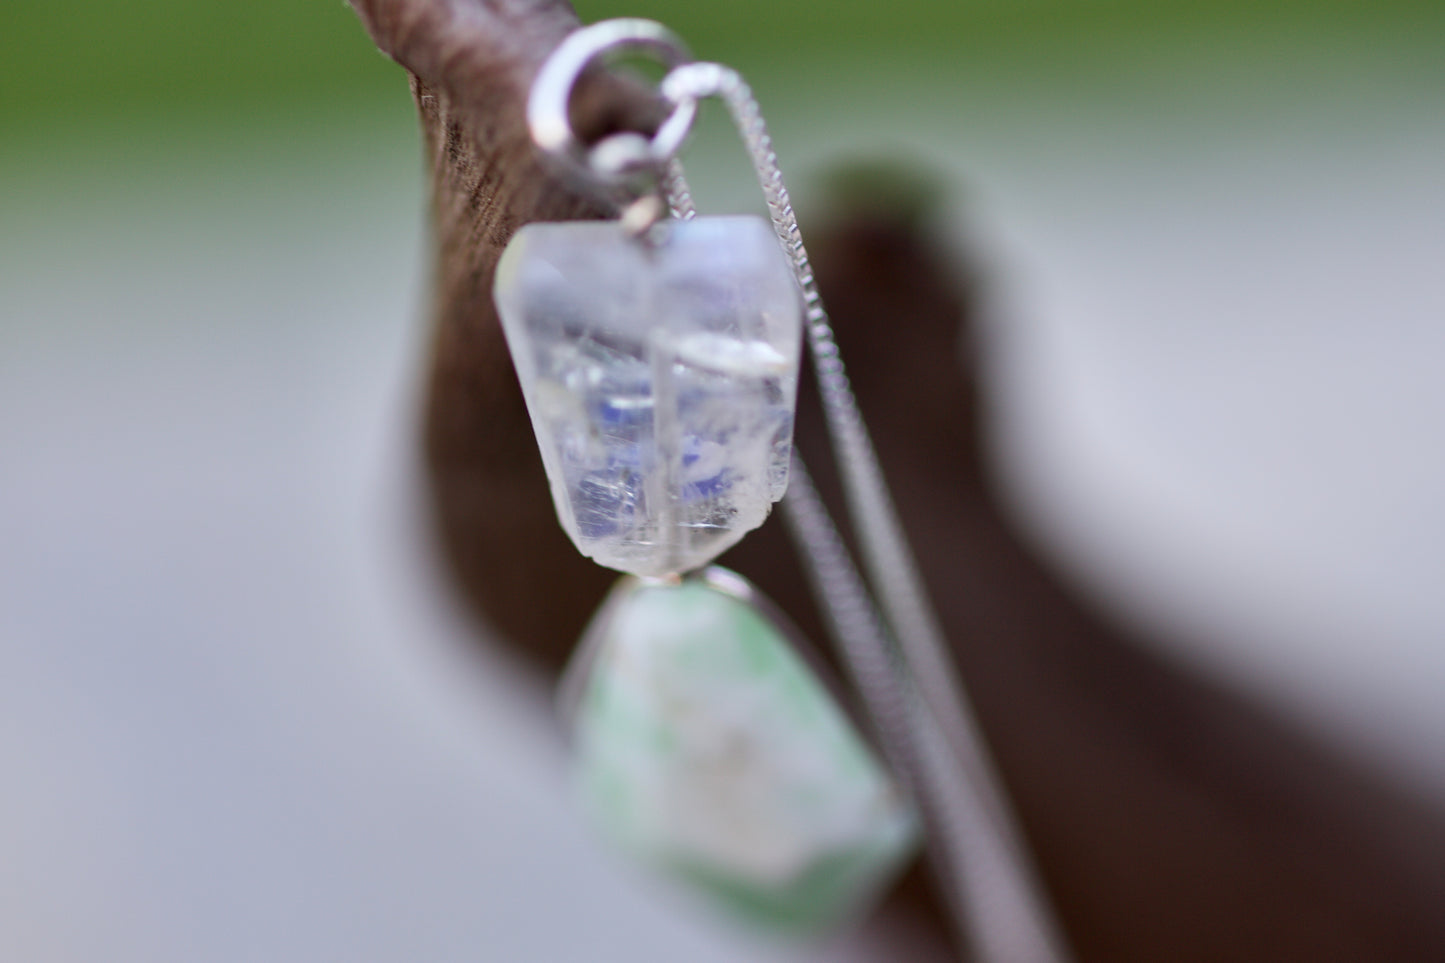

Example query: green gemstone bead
[568,569,918,934]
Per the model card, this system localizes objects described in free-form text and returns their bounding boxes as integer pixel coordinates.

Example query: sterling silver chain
[528,20,1071,962]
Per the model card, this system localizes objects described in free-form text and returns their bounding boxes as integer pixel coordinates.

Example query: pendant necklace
[492,18,1070,960]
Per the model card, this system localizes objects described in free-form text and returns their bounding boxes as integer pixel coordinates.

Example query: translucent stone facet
[494,217,802,577]
[568,571,918,933]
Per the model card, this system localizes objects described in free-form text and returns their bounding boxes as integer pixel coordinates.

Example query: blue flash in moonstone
[494,216,803,577]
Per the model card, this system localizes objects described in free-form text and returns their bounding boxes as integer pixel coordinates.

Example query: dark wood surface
[348,2,1445,958]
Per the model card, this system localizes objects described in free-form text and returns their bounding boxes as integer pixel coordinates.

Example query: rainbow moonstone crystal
[494,216,802,578]
[499,217,912,932]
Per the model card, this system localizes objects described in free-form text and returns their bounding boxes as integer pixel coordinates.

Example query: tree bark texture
[348,2,1445,959]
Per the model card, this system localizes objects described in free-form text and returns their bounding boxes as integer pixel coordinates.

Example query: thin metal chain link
[777,459,920,801]
[661,62,1071,963]
[784,456,1061,963]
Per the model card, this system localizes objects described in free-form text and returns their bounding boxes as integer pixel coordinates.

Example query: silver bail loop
[526,19,698,196]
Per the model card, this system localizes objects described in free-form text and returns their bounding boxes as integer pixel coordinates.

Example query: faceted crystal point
[567,570,919,933]
[494,217,802,577]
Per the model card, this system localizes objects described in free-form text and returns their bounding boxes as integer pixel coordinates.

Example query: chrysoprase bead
[494,217,802,577]
[569,570,918,933]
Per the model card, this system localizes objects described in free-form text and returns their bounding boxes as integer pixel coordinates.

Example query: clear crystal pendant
[492,19,930,944]
[562,568,918,933]
[494,216,802,578]
[498,216,918,932]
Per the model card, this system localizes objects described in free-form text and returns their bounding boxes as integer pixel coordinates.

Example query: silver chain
[528,22,1071,962]
[661,60,1070,963]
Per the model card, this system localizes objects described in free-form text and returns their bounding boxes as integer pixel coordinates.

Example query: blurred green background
[4,0,1442,128]
[4,0,1440,219]
[4,0,1441,215]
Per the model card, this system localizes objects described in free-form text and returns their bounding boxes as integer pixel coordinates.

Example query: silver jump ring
[660,61,729,110]
[527,19,698,186]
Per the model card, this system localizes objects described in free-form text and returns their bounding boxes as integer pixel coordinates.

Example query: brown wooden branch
[347,0,653,659]
[348,2,1445,959]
